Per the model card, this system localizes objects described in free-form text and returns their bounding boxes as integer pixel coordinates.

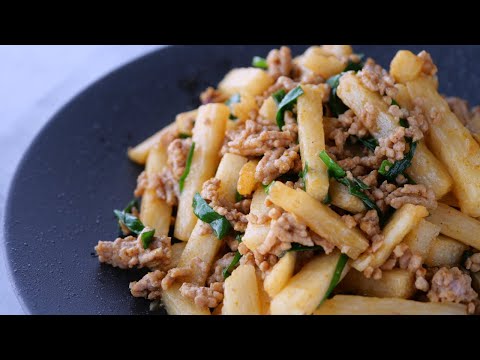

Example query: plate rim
[1,45,178,314]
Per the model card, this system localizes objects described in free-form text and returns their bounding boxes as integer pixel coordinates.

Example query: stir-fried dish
[95,45,480,315]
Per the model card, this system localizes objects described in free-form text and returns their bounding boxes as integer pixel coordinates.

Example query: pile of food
[95,45,480,315]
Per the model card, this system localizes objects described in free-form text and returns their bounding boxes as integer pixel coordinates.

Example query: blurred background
[0,45,164,314]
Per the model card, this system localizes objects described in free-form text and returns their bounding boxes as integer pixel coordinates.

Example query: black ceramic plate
[4,45,480,314]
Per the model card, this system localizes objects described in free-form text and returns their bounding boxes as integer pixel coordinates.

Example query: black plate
[4,45,480,314]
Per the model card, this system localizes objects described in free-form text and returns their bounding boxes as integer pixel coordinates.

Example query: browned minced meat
[200,87,228,105]
[238,242,279,273]
[223,234,241,252]
[180,282,224,309]
[129,270,165,300]
[374,127,406,163]
[150,170,179,207]
[167,138,192,180]
[291,63,325,85]
[201,178,250,232]
[161,257,207,290]
[337,155,383,177]
[257,211,313,257]
[134,170,148,198]
[357,210,384,252]
[338,109,370,138]
[222,113,298,157]
[95,235,171,270]
[342,210,383,254]
[371,180,398,213]
[207,252,236,285]
[388,102,428,142]
[161,266,192,290]
[446,97,470,125]
[255,145,301,185]
[357,58,398,98]
[465,253,480,273]
[417,50,438,76]
[261,76,298,101]
[427,267,478,306]
[325,110,370,156]
[266,46,293,81]
[381,243,427,290]
[385,184,437,210]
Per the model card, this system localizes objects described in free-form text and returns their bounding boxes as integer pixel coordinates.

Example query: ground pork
[465,253,480,273]
[167,138,192,180]
[371,180,398,213]
[224,235,240,252]
[257,211,313,256]
[381,243,426,290]
[129,270,165,300]
[95,235,171,270]
[161,257,207,290]
[338,109,370,138]
[266,46,293,81]
[180,282,224,308]
[200,87,228,104]
[417,50,438,76]
[446,96,475,126]
[261,76,299,101]
[389,101,428,142]
[152,170,179,207]
[134,170,148,198]
[385,184,437,210]
[222,113,298,157]
[237,242,278,273]
[337,155,383,177]
[357,58,398,98]
[200,178,249,232]
[207,252,236,285]
[427,267,478,305]
[255,145,301,185]
[291,63,325,85]
[374,127,406,162]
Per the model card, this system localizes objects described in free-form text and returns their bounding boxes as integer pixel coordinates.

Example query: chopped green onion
[319,253,349,306]
[179,142,195,193]
[140,228,156,249]
[276,86,304,129]
[235,191,244,202]
[322,192,332,205]
[252,56,268,69]
[356,137,378,152]
[179,133,191,139]
[399,118,409,128]
[299,161,309,190]
[114,209,145,235]
[337,177,380,213]
[382,141,418,182]
[225,94,241,106]
[320,150,381,214]
[391,99,400,107]
[272,89,286,105]
[288,244,325,252]
[343,55,365,72]
[326,73,348,117]
[124,199,139,214]
[222,251,242,279]
[235,233,244,242]
[319,150,346,178]
[378,160,394,176]
[192,193,231,240]
[226,94,241,121]
[263,181,275,194]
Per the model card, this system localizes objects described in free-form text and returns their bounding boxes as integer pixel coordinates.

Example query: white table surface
[0,45,165,314]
